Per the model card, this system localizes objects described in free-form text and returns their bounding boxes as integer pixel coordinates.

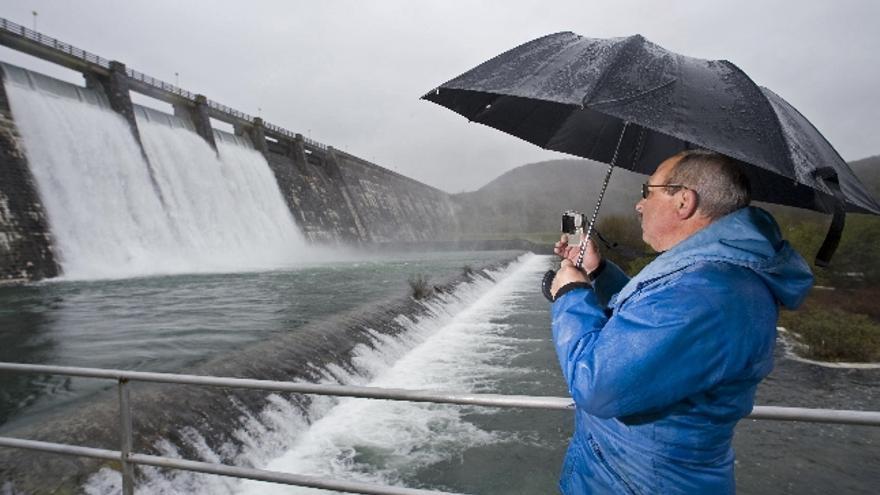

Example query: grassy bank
[778,288,880,362]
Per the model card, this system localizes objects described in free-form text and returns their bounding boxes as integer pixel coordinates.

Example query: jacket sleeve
[551,273,735,419]
[591,260,629,308]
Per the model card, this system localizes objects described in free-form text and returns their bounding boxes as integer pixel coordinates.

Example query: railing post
[118,378,134,495]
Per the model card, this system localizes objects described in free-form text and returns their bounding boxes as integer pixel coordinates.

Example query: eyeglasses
[641,183,690,199]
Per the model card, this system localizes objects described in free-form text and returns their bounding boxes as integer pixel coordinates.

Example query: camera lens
[561,214,575,234]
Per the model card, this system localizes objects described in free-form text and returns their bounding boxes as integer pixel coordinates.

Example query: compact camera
[561,210,587,236]
[561,209,615,247]
[542,210,616,302]
[542,210,588,302]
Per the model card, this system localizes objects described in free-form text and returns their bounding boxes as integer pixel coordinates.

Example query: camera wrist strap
[575,121,630,269]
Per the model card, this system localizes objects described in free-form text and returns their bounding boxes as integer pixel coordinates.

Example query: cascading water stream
[4,80,309,280]
[79,254,553,495]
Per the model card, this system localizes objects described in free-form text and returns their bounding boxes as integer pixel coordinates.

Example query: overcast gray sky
[2,0,878,193]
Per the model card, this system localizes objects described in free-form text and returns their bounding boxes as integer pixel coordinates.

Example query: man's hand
[550,259,588,298]
[554,234,602,273]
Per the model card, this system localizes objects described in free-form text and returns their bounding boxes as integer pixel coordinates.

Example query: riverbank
[778,286,880,364]
[778,328,880,369]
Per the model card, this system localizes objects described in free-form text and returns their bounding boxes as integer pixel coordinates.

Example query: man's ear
[676,189,700,219]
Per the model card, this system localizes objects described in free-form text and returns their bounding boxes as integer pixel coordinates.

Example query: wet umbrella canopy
[423,32,880,263]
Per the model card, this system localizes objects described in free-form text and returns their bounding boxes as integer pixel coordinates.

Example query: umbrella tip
[419,88,440,101]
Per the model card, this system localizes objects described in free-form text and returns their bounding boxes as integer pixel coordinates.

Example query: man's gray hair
[665,150,751,219]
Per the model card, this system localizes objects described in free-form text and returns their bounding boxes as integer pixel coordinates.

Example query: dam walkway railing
[1,363,879,495]
[0,16,329,150]
[0,15,437,191]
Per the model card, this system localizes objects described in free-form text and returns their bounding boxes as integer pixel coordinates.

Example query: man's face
[636,157,681,251]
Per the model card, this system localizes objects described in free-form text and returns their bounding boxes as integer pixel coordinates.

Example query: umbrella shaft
[576,122,629,269]
[576,163,614,268]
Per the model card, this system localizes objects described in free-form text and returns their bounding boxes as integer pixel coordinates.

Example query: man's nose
[635,200,644,213]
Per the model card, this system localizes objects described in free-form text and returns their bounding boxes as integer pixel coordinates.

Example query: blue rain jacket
[551,207,813,494]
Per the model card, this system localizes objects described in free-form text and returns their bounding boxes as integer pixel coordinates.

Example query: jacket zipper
[588,435,639,495]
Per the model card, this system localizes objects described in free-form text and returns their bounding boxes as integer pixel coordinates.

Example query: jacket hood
[613,207,813,309]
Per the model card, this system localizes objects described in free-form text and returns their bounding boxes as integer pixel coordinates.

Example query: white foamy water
[138,119,309,272]
[236,254,546,494]
[4,81,310,280]
[82,254,548,494]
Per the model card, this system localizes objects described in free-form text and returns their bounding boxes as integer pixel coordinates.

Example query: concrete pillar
[248,117,269,156]
[174,95,217,151]
[83,61,165,206]
[85,61,144,151]
[291,133,308,162]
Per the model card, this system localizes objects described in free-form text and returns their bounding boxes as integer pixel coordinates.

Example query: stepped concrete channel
[0,17,460,283]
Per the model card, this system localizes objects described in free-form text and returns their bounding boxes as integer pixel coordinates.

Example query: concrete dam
[0,18,458,282]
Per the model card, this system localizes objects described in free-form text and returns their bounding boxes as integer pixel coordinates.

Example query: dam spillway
[4,75,312,279]
[0,16,459,282]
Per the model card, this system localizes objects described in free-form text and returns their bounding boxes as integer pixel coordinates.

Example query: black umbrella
[422,32,880,265]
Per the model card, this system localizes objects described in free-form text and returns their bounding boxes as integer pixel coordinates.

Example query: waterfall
[4,80,309,280]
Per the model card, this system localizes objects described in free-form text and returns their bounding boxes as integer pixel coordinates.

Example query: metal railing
[0,16,337,152]
[263,120,295,140]
[207,99,254,124]
[1,363,878,495]
[304,135,328,150]
[127,67,196,101]
[1,16,442,205]
[0,17,111,69]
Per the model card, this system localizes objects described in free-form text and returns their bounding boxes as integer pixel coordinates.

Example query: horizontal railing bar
[2,362,880,425]
[747,405,880,427]
[0,436,120,462]
[130,452,461,495]
[0,437,463,495]
[0,362,574,410]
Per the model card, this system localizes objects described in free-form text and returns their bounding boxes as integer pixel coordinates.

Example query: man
[548,150,814,494]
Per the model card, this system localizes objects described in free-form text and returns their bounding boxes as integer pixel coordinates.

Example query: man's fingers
[551,259,589,297]
[554,235,571,259]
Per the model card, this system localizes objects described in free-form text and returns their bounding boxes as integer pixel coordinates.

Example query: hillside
[449,154,880,364]
[451,159,644,235]
[452,155,880,238]
[849,155,880,197]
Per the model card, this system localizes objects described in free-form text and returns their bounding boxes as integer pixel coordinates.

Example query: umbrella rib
[538,103,591,152]
[718,60,800,185]
[505,98,569,149]
[580,34,644,107]
[759,87,880,213]
[583,117,612,159]
[588,79,676,108]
